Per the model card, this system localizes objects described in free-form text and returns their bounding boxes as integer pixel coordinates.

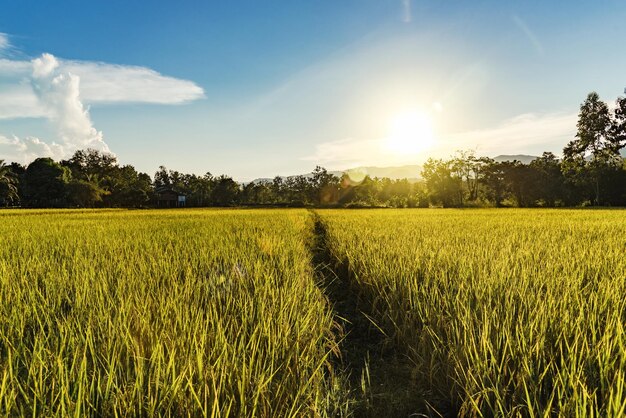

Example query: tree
[153,166,171,189]
[107,166,152,207]
[610,95,626,151]
[67,179,108,207]
[501,160,540,207]
[529,152,567,206]
[185,173,214,207]
[310,166,339,205]
[63,149,118,183]
[22,158,71,207]
[0,160,19,206]
[352,175,380,206]
[62,150,155,208]
[480,159,508,207]
[211,175,240,206]
[562,92,623,205]
[283,175,312,206]
[451,150,483,203]
[421,158,462,207]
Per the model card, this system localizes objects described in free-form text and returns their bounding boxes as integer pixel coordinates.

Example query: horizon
[1,1,626,181]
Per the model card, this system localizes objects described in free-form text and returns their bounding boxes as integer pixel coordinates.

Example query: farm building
[155,187,186,208]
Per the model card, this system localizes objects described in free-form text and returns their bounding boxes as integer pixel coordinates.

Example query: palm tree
[0,160,19,206]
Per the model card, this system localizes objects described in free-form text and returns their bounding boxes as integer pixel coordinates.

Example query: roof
[155,186,185,196]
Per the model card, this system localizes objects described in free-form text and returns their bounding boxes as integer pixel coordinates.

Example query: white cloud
[402,0,412,23]
[32,52,60,78]
[31,53,108,153]
[441,112,576,156]
[304,111,577,168]
[303,137,386,169]
[62,61,205,104]
[0,84,49,119]
[0,58,31,75]
[0,33,10,53]
[1,53,109,162]
[0,56,205,120]
[0,49,204,163]
[0,134,65,164]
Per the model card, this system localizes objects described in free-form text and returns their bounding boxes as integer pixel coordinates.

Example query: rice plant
[0,209,342,417]
[319,209,626,416]
[3,208,625,416]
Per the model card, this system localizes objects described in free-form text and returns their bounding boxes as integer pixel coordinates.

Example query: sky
[1,0,625,181]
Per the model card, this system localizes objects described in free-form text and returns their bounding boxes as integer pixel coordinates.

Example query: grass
[1,208,625,416]
[318,209,626,416]
[0,209,342,416]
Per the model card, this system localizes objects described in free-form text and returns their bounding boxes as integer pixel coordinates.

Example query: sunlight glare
[385,109,435,156]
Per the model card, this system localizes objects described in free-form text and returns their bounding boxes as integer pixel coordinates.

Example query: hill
[493,154,539,164]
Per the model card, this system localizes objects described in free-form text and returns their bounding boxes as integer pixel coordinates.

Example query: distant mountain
[493,154,539,164]
[341,165,422,181]
[251,164,423,184]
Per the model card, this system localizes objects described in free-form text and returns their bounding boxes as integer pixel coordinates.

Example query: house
[155,187,186,208]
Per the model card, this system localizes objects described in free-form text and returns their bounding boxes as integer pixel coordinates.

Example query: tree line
[0,91,625,209]
[422,91,626,207]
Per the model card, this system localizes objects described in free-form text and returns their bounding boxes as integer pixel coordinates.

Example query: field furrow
[0,209,343,417]
[3,208,626,417]
[318,208,626,417]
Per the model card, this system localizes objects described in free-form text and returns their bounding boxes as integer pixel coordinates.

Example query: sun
[384,109,435,156]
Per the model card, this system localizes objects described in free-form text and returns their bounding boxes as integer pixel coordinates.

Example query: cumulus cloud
[1,53,108,161]
[0,134,65,164]
[31,53,108,153]
[0,49,204,163]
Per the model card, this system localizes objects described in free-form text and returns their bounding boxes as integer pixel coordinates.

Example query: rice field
[1,208,625,416]
[319,209,626,416]
[0,209,341,417]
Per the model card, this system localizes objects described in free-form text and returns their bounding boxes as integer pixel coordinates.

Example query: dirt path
[309,211,428,417]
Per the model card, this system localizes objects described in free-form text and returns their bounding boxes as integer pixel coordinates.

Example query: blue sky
[1,1,625,180]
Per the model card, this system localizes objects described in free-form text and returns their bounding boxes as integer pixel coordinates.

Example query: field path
[309,210,425,417]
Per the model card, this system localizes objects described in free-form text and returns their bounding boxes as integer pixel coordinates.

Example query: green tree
[211,175,240,206]
[310,166,339,205]
[109,166,152,207]
[479,158,508,207]
[23,158,71,207]
[63,149,118,183]
[421,158,462,207]
[501,160,540,207]
[67,179,108,207]
[0,160,19,206]
[153,166,171,188]
[451,150,484,203]
[610,95,626,151]
[562,92,623,205]
[529,152,567,206]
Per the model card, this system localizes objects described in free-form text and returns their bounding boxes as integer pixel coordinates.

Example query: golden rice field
[0,209,341,417]
[319,209,626,416]
[1,208,625,417]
